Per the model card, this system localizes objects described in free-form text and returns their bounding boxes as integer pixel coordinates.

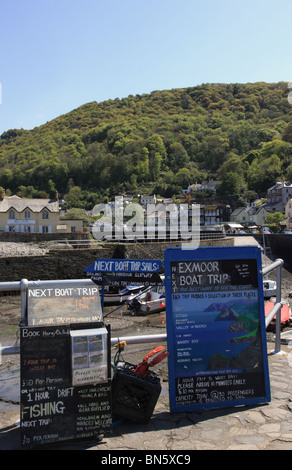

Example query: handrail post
[274,263,282,353]
[20,279,28,325]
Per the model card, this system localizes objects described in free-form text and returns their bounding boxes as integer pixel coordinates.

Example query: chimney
[0,188,5,201]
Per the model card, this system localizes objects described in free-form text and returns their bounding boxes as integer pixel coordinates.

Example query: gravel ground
[0,240,81,257]
[0,242,47,257]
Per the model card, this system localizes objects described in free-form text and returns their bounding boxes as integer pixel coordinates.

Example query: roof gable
[0,196,59,213]
[231,207,247,216]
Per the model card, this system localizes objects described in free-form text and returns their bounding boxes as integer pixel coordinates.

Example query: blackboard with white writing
[27,282,102,326]
[164,246,270,413]
[89,271,163,287]
[20,323,111,448]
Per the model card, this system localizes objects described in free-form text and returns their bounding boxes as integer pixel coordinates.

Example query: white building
[265,181,292,213]
[230,205,268,227]
[139,195,157,207]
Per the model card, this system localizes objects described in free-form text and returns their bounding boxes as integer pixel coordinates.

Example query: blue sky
[0,0,292,135]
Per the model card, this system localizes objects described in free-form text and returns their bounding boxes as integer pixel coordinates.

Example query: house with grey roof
[265,181,292,213]
[230,207,250,225]
[0,189,82,234]
[230,205,268,227]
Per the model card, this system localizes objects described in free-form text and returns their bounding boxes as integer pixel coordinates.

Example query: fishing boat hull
[127,284,166,315]
[103,285,145,305]
[135,298,166,315]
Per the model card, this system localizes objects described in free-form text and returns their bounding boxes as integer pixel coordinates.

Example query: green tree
[47,179,56,196]
[64,186,85,208]
[16,185,37,198]
[175,168,191,187]
[247,155,282,192]
[150,152,162,180]
[265,212,286,225]
[0,169,13,189]
[286,164,292,181]
[282,120,292,143]
[217,172,247,196]
[217,154,245,179]
[137,146,150,181]
[61,208,96,226]
[168,142,189,172]
[260,139,290,161]
[146,134,167,168]
[174,165,204,187]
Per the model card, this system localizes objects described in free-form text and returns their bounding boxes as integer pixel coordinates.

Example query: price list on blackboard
[20,323,111,448]
[27,282,103,326]
[164,246,270,413]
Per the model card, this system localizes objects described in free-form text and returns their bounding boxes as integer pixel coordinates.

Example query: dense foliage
[1,82,292,209]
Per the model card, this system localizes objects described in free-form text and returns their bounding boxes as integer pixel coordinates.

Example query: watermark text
[288,82,292,105]
[91,196,200,249]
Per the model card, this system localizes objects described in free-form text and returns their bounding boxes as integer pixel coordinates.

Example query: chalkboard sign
[84,258,163,273]
[27,281,103,326]
[164,246,270,412]
[88,271,164,287]
[20,323,111,447]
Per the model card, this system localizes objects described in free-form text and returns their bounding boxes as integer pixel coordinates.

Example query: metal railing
[0,233,227,257]
[0,239,104,257]
[0,258,285,357]
[262,258,284,353]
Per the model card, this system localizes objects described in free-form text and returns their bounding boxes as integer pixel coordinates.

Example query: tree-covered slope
[1,82,292,208]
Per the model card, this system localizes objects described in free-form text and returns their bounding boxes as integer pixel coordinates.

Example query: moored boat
[263,280,277,298]
[103,285,145,305]
[127,284,166,315]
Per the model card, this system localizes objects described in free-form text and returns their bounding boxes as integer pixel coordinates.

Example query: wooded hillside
[1,81,292,209]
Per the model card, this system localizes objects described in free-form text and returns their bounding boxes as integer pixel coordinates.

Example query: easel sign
[164,245,270,413]
[20,322,111,448]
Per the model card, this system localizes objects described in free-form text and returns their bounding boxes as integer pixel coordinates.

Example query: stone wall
[0,249,108,282]
[252,233,292,266]
[0,231,90,243]
[267,234,292,265]
[0,238,234,283]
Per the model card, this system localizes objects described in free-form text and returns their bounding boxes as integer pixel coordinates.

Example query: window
[42,226,49,233]
[24,210,31,219]
[24,225,31,233]
[42,210,49,219]
[9,225,16,232]
[71,226,76,233]
[9,210,15,219]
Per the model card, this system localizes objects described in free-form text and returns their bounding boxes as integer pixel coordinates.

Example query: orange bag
[132,346,170,377]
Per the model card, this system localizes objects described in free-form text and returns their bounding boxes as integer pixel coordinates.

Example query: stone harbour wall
[0,238,234,283]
